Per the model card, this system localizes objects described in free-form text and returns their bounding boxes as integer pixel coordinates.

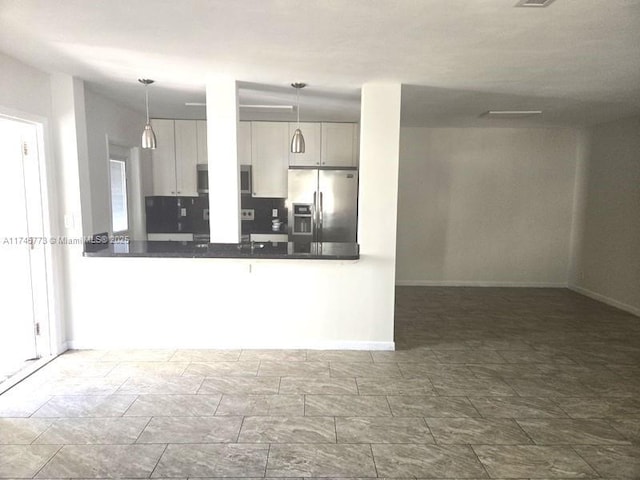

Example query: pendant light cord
[145,86,150,123]
[296,87,300,127]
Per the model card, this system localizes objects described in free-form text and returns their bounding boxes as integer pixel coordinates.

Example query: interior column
[357,83,402,339]
[206,77,241,243]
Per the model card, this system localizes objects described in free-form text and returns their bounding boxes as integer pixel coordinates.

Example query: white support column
[50,74,90,238]
[357,83,402,337]
[50,74,90,351]
[206,77,241,243]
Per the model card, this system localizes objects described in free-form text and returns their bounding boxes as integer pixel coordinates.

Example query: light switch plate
[64,213,75,229]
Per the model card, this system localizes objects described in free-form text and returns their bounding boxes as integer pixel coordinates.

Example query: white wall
[62,82,401,350]
[570,117,640,315]
[49,74,89,347]
[0,52,67,355]
[0,52,52,119]
[567,128,591,288]
[84,88,149,237]
[397,127,578,286]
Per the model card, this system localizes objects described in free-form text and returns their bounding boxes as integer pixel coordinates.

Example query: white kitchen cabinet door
[288,122,321,167]
[174,120,198,196]
[251,122,289,198]
[196,120,208,165]
[321,122,359,167]
[151,119,177,196]
[238,121,252,166]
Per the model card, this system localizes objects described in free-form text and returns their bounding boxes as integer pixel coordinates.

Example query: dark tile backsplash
[241,196,287,235]
[144,195,287,237]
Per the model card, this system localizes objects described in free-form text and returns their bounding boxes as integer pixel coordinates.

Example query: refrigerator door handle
[313,191,318,242]
[319,191,324,241]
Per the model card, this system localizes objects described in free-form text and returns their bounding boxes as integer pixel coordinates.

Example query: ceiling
[0,0,639,126]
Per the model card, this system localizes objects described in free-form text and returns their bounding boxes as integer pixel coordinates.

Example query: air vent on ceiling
[481,110,543,119]
[240,104,294,111]
[185,102,294,110]
[516,0,557,7]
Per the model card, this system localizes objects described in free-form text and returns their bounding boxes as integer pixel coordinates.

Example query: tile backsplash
[240,196,287,235]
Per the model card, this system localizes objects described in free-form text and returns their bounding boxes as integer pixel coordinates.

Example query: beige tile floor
[0,287,639,478]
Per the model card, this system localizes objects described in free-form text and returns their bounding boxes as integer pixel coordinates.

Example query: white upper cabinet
[174,120,198,196]
[251,122,289,198]
[151,119,177,196]
[150,120,358,198]
[150,119,199,196]
[321,122,359,167]
[196,120,208,165]
[237,121,252,166]
[288,122,321,167]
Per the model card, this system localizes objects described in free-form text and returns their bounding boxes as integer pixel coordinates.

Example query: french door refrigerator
[286,168,358,243]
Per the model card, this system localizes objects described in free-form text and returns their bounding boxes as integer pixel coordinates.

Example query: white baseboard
[396,280,567,288]
[66,340,395,351]
[569,285,640,317]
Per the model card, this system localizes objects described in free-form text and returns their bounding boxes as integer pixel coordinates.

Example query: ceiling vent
[186,102,294,110]
[481,110,543,119]
[516,0,557,7]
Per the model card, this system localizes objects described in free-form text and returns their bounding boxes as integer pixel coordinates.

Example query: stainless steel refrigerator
[286,168,358,243]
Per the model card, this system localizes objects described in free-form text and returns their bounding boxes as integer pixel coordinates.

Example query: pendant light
[290,82,306,154]
[138,78,157,149]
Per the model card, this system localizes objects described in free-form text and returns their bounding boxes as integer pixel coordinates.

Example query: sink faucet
[250,241,265,253]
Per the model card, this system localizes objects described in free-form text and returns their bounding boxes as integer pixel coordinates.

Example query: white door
[196,120,208,165]
[151,119,177,196]
[174,120,198,196]
[0,118,43,379]
[321,123,358,167]
[251,122,289,198]
[237,121,252,166]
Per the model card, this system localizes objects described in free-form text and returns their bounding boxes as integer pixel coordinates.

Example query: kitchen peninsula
[86,116,362,260]
[38,76,400,351]
[84,240,359,260]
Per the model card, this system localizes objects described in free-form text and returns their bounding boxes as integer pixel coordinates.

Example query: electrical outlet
[241,209,255,221]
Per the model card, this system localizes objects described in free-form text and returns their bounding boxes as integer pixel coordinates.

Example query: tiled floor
[0,359,37,390]
[0,287,639,478]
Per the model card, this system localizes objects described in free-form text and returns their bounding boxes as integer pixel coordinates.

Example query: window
[109,159,128,233]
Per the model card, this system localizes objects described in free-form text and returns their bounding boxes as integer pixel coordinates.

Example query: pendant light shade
[139,79,157,150]
[290,82,306,154]
[141,123,157,149]
[291,128,305,153]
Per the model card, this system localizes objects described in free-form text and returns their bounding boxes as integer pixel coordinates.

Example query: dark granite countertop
[83,240,359,260]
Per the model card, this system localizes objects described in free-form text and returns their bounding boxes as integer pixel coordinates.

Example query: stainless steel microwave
[198,164,251,195]
[197,164,208,195]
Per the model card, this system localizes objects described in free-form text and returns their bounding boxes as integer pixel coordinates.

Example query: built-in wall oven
[198,164,252,195]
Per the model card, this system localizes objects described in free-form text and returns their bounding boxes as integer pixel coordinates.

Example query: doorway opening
[0,115,52,391]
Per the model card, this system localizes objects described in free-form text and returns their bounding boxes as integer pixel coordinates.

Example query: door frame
[0,106,64,359]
